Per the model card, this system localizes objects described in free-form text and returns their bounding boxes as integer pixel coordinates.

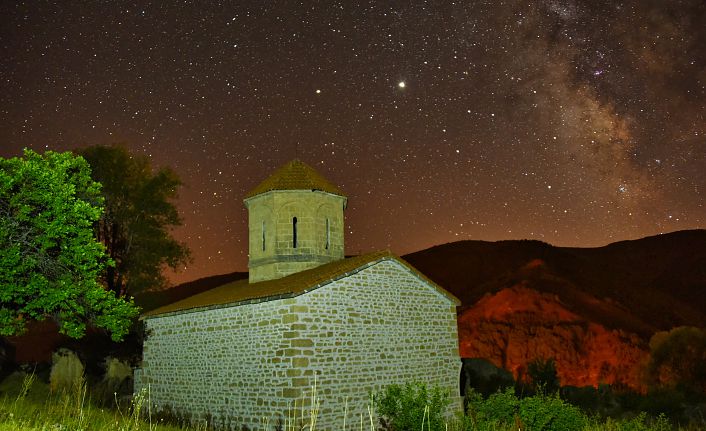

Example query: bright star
[398,81,405,88]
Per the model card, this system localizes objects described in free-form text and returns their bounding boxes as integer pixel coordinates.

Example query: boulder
[460,357,514,397]
[103,356,134,396]
[49,348,84,393]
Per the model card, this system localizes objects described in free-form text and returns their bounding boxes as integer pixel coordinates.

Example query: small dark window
[292,217,298,248]
[262,221,266,251]
[325,218,330,250]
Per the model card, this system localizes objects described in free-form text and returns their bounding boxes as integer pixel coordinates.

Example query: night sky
[1,1,704,285]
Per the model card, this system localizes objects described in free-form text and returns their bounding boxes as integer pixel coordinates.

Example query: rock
[49,348,84,393]
[458,285,648,391]
[460,357,514,397]
[103,356,133,396]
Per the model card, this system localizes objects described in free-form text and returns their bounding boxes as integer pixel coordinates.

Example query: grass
[0,372,190,431]
[0,372,350,431]
[0,372,702,431]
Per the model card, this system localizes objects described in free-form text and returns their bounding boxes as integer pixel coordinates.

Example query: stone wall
[245,190,346,283]
[137,259,460,430]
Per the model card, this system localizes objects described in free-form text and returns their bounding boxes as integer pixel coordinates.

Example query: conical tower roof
[244,160,345,199]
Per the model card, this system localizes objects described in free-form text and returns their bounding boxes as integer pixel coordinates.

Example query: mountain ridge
[402,229,705,389]
[402,229,706,338]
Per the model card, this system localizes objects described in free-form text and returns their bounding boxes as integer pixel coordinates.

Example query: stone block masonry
[137,259,460,429]
[245,190,347,283]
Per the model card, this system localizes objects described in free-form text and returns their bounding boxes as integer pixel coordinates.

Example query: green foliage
[465,387,586,431]
[585,412,672,431]
[0,149,139,341]
[0,372,187,431]
[626,413,671,431]
[471,388,519,425]
[464,386,689,431]
[373,382,452,431]
[0,374,698,431]
[527,357,560,395]
[519,393,586,431]
[644,326,706,396]
[78,145,190,297]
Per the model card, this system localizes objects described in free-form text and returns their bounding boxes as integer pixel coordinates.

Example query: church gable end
[137,259,460,429]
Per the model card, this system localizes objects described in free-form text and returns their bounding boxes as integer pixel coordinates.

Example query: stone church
[135,160,461,429]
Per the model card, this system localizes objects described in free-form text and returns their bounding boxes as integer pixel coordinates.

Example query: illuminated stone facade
[137,258,460,429]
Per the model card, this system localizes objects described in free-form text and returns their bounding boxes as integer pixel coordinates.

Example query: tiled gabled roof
[141,251,460,319]
[244,159,345,199]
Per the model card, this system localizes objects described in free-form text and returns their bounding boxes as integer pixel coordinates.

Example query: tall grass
[0,372,187,431]
[0,373,702,431]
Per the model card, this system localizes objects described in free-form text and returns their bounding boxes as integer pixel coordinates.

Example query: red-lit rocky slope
[403,230,706,390]
[457,280,646,389]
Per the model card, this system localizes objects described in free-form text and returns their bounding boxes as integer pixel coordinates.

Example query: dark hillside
[403,230,705,389]
[403,229,706,338]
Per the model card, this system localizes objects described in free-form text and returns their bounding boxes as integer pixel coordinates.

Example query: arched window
[325,218,330,250]
[292,217,298,248]
[261,220,266,251]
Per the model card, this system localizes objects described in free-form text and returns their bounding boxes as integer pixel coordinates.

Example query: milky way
[1,1,704,283]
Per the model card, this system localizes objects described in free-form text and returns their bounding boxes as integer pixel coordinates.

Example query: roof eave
[142,252,459,320]
[243,188,348,206]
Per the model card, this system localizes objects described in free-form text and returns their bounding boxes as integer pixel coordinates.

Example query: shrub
[465,387,587,431]
[519,393,587,431]
[644,326,706,396]
[373,382,452,431]
[472,387,518,425]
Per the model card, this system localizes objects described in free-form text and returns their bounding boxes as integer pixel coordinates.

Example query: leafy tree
[644,326,706,396]
[0,149,139,341]
[78,145,190,297]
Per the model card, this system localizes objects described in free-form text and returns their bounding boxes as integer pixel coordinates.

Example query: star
[0,1,702,283]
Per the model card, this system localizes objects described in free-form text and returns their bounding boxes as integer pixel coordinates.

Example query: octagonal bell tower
[243,160,347,283]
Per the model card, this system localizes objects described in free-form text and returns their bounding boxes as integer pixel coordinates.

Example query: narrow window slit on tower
[262,220,266,251]
[325,218,330,250]
[292,217,298,248]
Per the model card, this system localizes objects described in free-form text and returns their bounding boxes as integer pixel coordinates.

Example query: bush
[519,393,587,431]
[373,382,452,431]
[644,326,706,396]
[472,388,518,425]
[465,387,586,431]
